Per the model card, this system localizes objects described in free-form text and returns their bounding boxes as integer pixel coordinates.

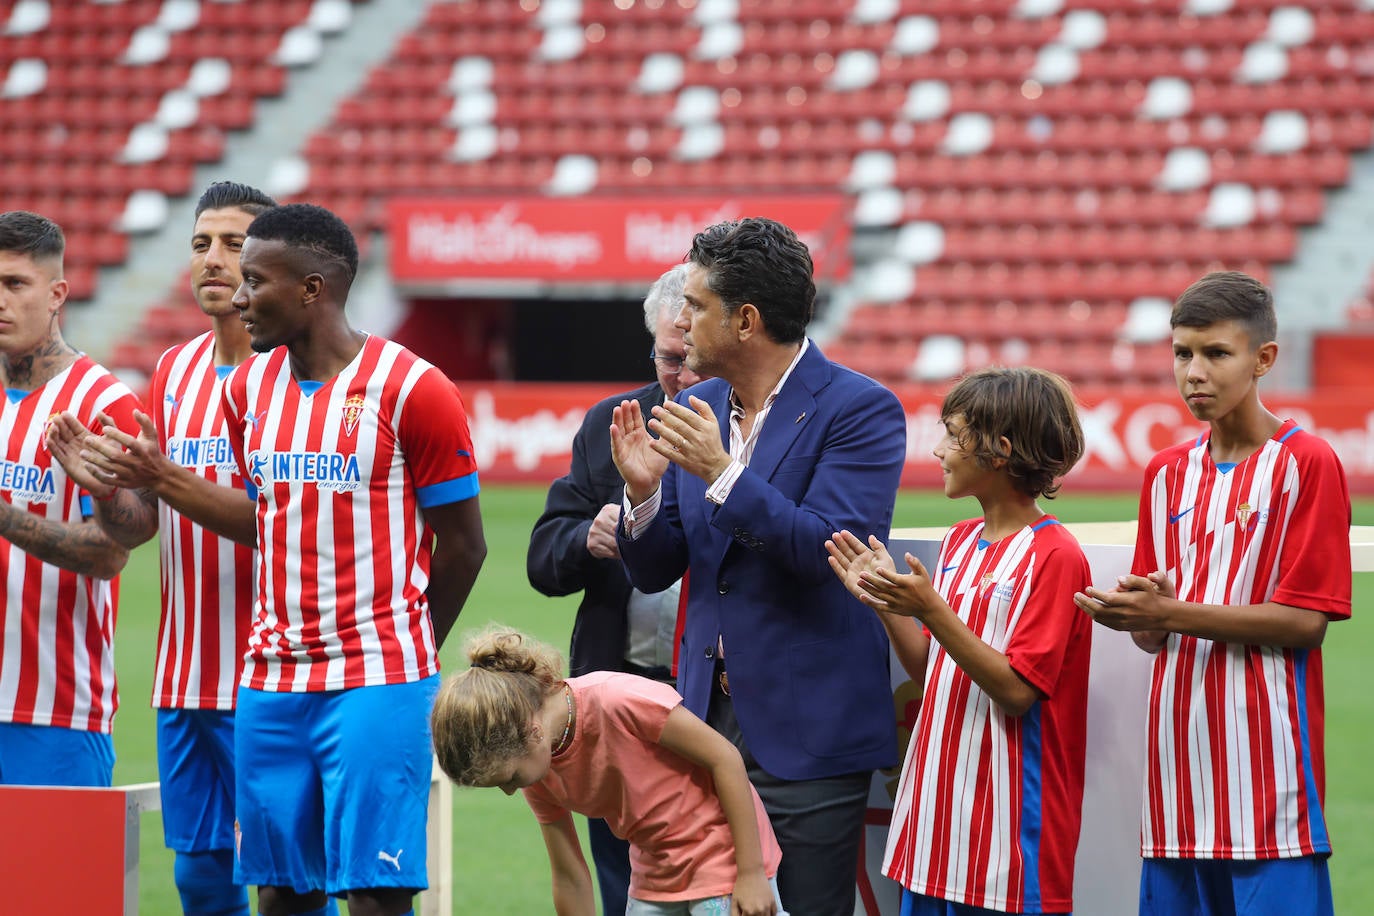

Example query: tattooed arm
[91,488,159,551]
[0,502,129,579]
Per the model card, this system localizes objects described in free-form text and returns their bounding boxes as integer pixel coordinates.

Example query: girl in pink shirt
[431,628,784,916]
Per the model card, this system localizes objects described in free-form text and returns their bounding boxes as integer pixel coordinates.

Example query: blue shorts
[0,722,114,786]
[898,888,1067,916]
[233,676,439,896]
[1140,856,1333,916]
[157,708,237,852]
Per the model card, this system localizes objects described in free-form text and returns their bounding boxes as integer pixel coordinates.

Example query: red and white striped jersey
[0,357,142,733]
[1132,420,1351,860]
[221,335,479,693]
[884,517,1092,914]
[150,332,254,710]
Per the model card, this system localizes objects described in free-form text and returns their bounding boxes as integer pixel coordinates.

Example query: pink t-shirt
[523,672,782,901]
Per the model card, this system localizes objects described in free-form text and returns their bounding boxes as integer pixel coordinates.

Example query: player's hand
[586,503,621,559]
[609,399,669,505]
[45,411,115,498]
[730,868,777,916]
[81,411,167,491]
[647,396,732,485]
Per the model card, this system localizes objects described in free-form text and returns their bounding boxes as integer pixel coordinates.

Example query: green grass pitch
[111,485,1373,914]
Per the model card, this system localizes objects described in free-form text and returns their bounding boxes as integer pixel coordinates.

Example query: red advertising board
[387,196,853,284]
[459,382,1374,494]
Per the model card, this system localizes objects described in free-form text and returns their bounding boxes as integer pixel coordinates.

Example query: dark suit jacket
[528,381,665,677]
[617,342,906,780]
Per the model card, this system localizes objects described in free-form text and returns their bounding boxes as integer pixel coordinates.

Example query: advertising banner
[388,195,853,284]
[459,382,1374,493]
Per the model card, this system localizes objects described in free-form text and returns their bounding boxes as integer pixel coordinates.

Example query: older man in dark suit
[527,263,703,915]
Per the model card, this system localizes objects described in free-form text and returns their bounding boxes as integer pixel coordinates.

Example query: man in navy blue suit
[612,218,907,916]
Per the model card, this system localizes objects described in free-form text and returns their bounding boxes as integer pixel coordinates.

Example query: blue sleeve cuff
[417,472,480,508]
[79,494,93,518]
[244,482,259,502]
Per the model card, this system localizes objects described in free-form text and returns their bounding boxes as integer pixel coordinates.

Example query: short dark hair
[246,203,358,283]
[195,181,277,219]
[941,367,1084,499]
[0,210,65,268]
[1171,271,1276,349]
[687,217,815,344]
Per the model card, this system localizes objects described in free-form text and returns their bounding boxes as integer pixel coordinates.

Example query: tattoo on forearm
[94,489,159,548]
[0,503,125,578]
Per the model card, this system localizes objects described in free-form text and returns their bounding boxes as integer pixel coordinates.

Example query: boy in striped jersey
[66,204,487,916]
[1076,271,1350,916]
[827,367,1093,916]
[50,182,281,916]
[0,211,143,787]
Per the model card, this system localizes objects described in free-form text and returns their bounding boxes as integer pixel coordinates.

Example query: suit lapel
[739,343,825,483]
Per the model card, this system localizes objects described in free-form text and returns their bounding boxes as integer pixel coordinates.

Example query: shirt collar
[730,338,809,418]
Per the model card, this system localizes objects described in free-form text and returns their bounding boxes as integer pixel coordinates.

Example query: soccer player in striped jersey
[1075,271,1350,916]
[49,182,280,916]
[70,203,486,916]
[827,367,1093,916]
[0,211,142,787]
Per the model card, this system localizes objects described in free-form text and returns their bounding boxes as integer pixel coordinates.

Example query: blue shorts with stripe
[233,675,440,895]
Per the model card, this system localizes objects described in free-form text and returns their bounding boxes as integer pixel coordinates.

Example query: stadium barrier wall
[459,382,1374,494]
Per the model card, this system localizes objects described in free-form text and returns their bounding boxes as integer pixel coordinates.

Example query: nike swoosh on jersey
[1169,506,1196,524]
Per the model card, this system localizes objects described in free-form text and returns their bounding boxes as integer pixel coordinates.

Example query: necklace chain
[551,685,574,757]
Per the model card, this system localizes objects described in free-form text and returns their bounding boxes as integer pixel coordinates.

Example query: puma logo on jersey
[377,848,403,870]
[244,410,266,430]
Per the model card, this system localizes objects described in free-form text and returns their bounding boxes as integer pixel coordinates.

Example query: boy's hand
[1075,570,1173,649]
[862,552,941,620]
[826,531,938,619]
[826,530,896,600]
[731,867,777,916]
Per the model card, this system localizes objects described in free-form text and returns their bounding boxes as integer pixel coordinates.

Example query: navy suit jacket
[528,382,664,677]
[617,342,906,780]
